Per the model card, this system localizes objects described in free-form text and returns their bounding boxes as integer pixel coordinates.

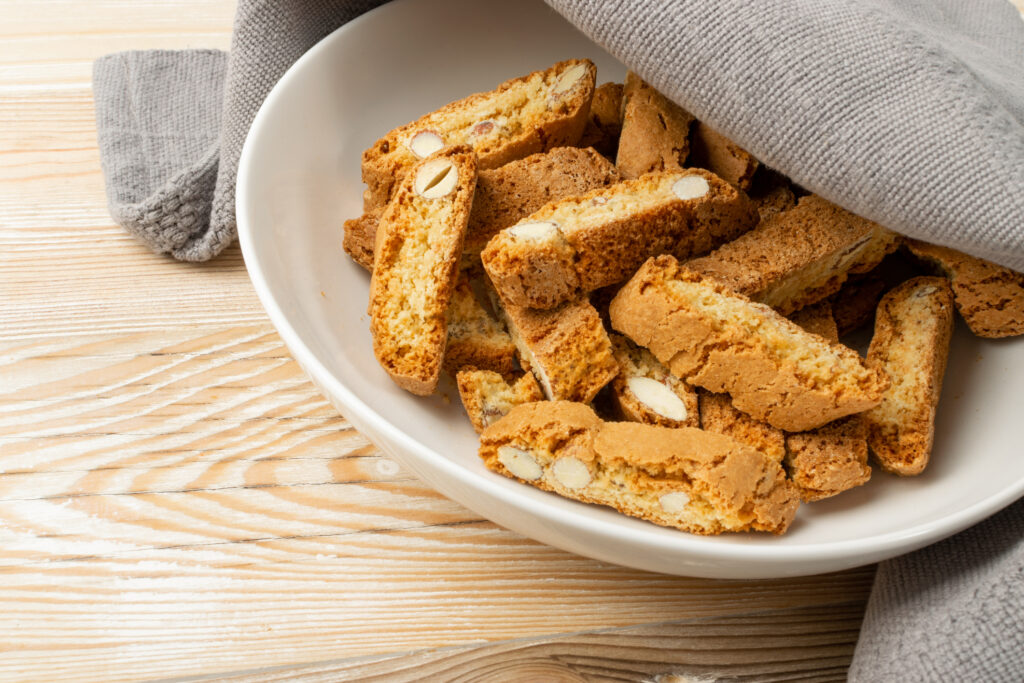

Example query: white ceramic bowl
[237,0,1024,578]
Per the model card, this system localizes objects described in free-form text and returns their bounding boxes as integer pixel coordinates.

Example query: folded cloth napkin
[92,0,1024,678]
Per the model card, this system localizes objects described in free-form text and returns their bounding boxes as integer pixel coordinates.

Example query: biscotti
[784,302,871,500]
[609,255,889,431]
[463,146,621,258]
[443,269,519,379]
[687,121,759,190]
[699,390,786,463]
[609,334,700,428]
[496,295,618,404]
[482,168,758,309]
[578,81,623,159]
[906,239,1024,338]
[368,147,477,395]
[342,207,381,270]
[684,195,900,316]
[346,147,621,271]
[361,59,595,212]
[456,368,544,433]
[616,72,694,179]
[863,276,955,475]
[479,401,800,534]
[747,168,796,221]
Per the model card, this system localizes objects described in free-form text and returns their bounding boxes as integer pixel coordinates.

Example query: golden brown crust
[456,368,544,433]
[368,148,477,395]
[479,401,799,534]
[616,72,695,179]
[342,208,380,271]
[609,256,889,432]
[609,334,700,428]
[699,390,786,463]
[829,276,888,337]
[481,169,758,309]
[443,270,519,379]
[905,239,1024,338]
[464,146,621,257]
[783,303,871,501]
[785,416,871,502]
[684,195,900,316]
[361,59,595,211]
[578,82,623,159]
[497,296,619,404]
[864,276,955,475]
[747,168,796,220]
[687,121,759,190]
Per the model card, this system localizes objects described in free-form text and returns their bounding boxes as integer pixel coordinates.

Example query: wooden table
[8,1,976,680]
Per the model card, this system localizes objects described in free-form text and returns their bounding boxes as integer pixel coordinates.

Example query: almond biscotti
[342,207,381,270]
[369,147,477,395]
[479,401,800,534]
[482,169,758,309]
[684,195,900,316]
[361,59,595,212]
[687,121,759,190]
[609,334,700,429]
[578,81,623,159]
[784,302,871,500]
[456,368,544,433]
[496,295,618,404]
[699,390,786,463]
[462,146,621,259]
[616,72,694,179]
[609,256,889,432]
[345,146,621,271]
[863,276,955,475]
[905,239,1024,338]
[443,269,519,379]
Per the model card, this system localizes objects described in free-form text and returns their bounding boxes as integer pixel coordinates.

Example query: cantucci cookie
[609,334,700,428]
[906,239,1024,338]
[481,169,758,309]
[443,269,519,379]
[342,207,381,270]
[684,195,900,316]
[463,146,621,259]
[345,146,620,271]
[829,275,888,337]
[369,147,477,395]
[699,390,786,463]
[496,294,618,404]
[578,81,623,159]
[747,168,796,221]
[616,72,694,179]
[784,302,871,501]
[864,276,955,475]
[479,402,800,534]
[609,256,888,432]
[456,368,544,433]
[687,121,759,190]
[361,59,595,212]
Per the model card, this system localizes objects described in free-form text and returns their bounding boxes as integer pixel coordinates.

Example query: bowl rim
[236,0,1024,572]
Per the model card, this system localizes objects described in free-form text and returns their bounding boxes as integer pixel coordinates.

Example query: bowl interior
[237,0,1024,575]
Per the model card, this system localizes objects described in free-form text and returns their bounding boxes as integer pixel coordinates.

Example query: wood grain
[0,326,874,681]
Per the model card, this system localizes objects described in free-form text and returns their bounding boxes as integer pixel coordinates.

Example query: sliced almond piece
[414,158,458,199]
[552,457,591,490]
[626,376,688,422]
[497,445,542,480]
[672,175,710,200]
[408,130,444,159]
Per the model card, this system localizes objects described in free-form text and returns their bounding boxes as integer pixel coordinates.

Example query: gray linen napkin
[91,0,1024,678]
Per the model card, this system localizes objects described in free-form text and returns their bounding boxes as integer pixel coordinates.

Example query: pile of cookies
[343,59,1024,536]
